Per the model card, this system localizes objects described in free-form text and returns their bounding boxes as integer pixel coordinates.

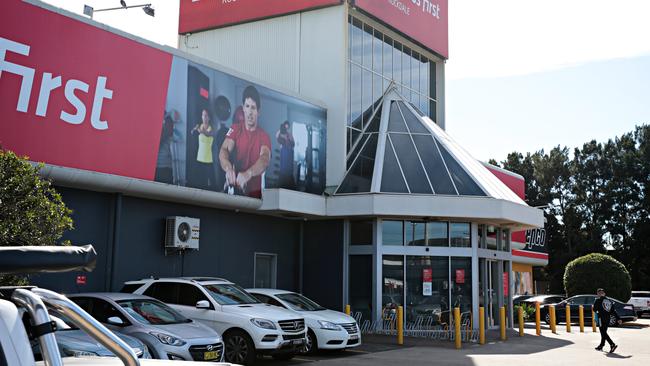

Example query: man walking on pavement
[593,288,619,353]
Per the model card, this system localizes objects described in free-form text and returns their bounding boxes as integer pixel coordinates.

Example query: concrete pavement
[262,317,649,366]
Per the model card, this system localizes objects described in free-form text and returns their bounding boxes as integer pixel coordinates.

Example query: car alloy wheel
[302,330,317,354]
[545,313,551,325]
[225,331,255,365]
[609,316,618,327]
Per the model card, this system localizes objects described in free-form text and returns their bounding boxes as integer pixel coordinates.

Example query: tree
[563,253,632,302]
[0,149,74,285]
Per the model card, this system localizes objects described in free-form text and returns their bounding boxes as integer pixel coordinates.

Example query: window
[451,258,472,313]
[143,282,180,304]
[178,283,210,307]
[382,220,404,246]
[427,222,448,247]
[350,220,373,245]
[405,221,426,246]
[405,256,449,326]
[89,299,127,324]
[252,294,285,308]
[120,283,143,294]
[382,255,404,315]
[254,253,277,288]
[347,15,437,154]
[450,223,471,247]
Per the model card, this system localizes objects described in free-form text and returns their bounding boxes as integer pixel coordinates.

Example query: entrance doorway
[480,259,503,329]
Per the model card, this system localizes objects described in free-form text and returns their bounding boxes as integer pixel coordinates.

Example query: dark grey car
[68,293,224,362]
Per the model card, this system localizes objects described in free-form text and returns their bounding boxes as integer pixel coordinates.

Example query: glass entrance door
[480,259,501,329]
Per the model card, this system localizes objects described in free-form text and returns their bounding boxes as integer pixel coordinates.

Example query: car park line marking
[346,349,370,353]
[293,357,316,362]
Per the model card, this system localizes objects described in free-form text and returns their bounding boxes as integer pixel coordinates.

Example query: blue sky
[447,55,650,161]
[42,0,650,162]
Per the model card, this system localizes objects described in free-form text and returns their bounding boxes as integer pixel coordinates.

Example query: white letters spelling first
[0,36,113,130]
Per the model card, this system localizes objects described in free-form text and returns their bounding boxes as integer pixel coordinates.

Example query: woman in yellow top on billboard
[191,109,217,190]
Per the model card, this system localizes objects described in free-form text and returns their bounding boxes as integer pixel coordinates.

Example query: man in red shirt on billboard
[219,85,271,198]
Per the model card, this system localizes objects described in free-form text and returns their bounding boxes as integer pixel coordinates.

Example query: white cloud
[447,0,650,80]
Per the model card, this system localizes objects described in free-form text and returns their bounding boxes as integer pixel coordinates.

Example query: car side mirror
[196,300,211,309]
[107,316,124,326]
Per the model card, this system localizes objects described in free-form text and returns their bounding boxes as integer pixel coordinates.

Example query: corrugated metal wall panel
[179,15,301,93]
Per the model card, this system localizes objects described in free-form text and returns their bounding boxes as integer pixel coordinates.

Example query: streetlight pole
[83,3,154,19]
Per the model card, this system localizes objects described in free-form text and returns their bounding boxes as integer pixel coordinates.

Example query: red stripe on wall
[512,250,549,260]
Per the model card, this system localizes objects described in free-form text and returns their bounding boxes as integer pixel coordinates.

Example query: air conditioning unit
[165,216,200,250]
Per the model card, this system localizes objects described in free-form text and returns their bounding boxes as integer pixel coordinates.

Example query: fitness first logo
[0,36,114,130]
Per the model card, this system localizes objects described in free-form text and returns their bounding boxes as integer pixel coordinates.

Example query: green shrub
[563,253,632,302]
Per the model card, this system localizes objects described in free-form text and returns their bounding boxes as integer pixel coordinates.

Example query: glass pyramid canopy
[336,86,525,205]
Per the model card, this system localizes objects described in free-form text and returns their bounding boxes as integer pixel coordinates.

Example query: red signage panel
[1,0,172,181]
[179,0,342,34]
[455,269,465,284]
[354,0,448,58]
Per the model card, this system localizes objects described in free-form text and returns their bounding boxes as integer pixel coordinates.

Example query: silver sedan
[68,293,224,362]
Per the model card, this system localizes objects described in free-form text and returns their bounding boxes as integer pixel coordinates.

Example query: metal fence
[354,311,479,343]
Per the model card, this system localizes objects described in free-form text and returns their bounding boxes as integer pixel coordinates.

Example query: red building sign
[179,0,342,34]
[354,0,449,58]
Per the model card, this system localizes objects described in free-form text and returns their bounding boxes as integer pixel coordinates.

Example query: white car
[246,289,361,354]
[630,291,650,317]
[122,277,306,365]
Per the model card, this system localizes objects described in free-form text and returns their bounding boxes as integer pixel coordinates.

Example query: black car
[540,295,637,326]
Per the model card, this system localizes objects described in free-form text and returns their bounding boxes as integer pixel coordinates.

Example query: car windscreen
[202,284,260,305]
[118,299,190,325]
[632,292,650,297]
[276,293,326,311]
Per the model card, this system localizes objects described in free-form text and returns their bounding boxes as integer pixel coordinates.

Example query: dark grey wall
[31,187,301,294]
[301,220,344,311]
[29,187,114,294]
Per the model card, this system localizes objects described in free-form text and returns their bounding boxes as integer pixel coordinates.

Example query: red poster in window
[422,268,432,282]
[503,272,509,297]
[455,269,465,284]
[76,275,87,285]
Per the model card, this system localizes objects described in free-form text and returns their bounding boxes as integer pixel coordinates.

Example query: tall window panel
[347,16,438,154]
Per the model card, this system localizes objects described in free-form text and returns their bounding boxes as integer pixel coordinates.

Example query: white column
[373,218,383,324]
[471,222,479,329]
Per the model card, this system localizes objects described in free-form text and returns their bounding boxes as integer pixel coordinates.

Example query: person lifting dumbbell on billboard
[219,85,271,198]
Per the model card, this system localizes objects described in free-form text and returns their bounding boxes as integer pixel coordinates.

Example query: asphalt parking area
[255,340,410,365]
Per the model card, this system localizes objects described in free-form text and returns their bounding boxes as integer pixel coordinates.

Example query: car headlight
[68,350,99,357]
[318,320,341,331]
[250,318,277,330]
[149,332,187,346]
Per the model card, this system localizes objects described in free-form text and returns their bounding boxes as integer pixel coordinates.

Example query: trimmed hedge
[563,253,632,302]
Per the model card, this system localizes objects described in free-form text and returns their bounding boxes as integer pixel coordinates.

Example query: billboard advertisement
[353,0,448,58]
[179,0,342,34]
[0,0,327,200]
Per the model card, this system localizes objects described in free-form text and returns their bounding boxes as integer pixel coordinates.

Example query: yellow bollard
[518,306,524,337]
[397,306,403,345]
[454,307,461,349]
[479,307,485,345]
[535,302,541,335]
[566,305,571,333]
[345,304,351,315]
[579,305,584,333]
[550,305,557,334]
[592,305,597,332]
[500,306,506,340]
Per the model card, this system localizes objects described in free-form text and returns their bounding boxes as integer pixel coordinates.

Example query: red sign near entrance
[179,0,342,34]
[455,269,465,284]
[354,0,449,58]
[76,275,87,285]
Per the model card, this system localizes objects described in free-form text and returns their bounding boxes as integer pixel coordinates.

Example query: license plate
[204,351,219,360]
[292,339,303,345]
[349,334,359,340]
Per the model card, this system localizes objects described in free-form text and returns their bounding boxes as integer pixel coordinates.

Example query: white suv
[122,277,306,365]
